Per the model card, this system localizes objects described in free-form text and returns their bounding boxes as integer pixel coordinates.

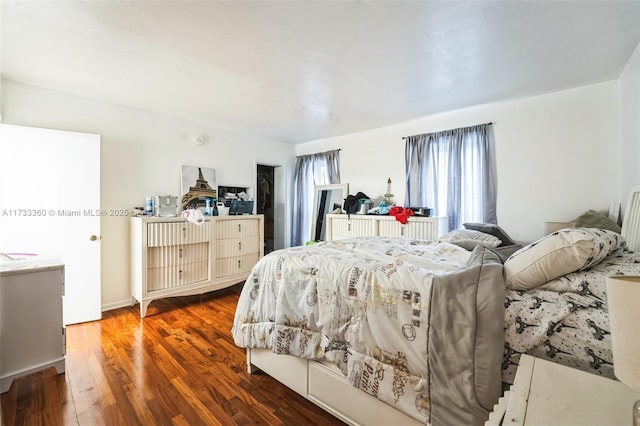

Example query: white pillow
[504,228,623,290]
[439,229,501,250]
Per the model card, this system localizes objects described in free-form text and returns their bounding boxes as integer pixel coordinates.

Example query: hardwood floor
[1,284,345,426]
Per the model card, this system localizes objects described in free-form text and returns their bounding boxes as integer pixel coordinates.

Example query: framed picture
[180,165,217,211]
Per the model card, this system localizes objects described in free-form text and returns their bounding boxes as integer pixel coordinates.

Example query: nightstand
[487,354,640,425]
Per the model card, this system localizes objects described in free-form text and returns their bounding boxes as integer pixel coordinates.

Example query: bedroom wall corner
[619,41,640,212]
[1,80,296,311]
[296,82,620,243]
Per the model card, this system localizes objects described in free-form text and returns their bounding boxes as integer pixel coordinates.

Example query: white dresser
[0,258,66,393]
[325,214,447,241]
[131,215,264,317]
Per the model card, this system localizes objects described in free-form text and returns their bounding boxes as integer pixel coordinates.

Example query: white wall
[620,41,640,211]
[3,45,637,308]
[296,81,621,243]
[1,80,295,310]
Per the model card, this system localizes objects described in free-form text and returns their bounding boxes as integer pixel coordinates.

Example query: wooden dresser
[131,215,264,317]
[325,214,447,241]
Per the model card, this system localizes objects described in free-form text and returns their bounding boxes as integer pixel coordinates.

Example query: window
[291,149,341,246]
[405,123,496,232]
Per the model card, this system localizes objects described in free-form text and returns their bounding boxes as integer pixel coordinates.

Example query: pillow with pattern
[504,228,624,290]
[440,229,502,250]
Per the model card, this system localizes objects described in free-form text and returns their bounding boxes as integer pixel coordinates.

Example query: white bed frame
[621,184,640,251]
[246,348,423,425]
[244,186,640,426]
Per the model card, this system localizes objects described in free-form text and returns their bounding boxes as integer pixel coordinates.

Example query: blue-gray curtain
[291,150,341,246]
[405,123,496,232]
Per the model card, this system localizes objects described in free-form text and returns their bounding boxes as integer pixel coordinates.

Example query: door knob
[89,235,100,241]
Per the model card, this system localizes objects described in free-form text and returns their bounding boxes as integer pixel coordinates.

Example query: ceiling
[2,1,640,144]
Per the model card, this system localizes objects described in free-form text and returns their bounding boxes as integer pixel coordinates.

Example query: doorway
[0,124,102,325]
[257,164,275,254]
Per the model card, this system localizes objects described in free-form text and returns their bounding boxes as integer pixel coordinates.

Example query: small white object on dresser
[0,258,66,393]
[325,214,447,241]
[130,215,264,317]
[489,354,640,426]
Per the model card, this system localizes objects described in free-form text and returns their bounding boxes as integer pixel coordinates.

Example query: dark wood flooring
[1,284,345,426]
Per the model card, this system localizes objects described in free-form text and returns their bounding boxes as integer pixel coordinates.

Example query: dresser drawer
[216,237,260,258]
[215,219,260,239]
[146,261,209,292]
[377,218,439,240]
[147,243,209,268]
[307,361,422,425]
[328,216,375,240]
[216,253,260,277]
[326,214,446,241]
[147,221,211,247]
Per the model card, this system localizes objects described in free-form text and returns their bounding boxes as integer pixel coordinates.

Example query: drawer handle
[401,226,405,236]
[238,223,241,232]
[348,223,351,232]
[179,269,183,278]
[179,248,183,258]
[238,241,242,251]
[237,260,241,269]
[182,227,186,238]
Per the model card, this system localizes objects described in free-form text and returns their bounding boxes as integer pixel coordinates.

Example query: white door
[0,124,101,324]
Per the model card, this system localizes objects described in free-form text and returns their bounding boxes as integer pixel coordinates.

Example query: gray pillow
[463,223,516,247]
[440,229,501,250]
[491,244,524,263]
[573,209,621,233]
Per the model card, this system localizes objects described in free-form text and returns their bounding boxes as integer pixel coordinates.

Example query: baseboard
[101,298,133,312]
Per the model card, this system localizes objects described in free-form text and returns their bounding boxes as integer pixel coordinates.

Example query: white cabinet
[0,259,65,393]
[325,214,447,241]
[131,215,264,317]
[489,354,640,426]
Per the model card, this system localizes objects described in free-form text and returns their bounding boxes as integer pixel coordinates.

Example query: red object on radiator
[389,206,414,224]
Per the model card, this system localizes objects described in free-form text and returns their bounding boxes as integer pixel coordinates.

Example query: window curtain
[405,123,496,232]
[291,149,341,246]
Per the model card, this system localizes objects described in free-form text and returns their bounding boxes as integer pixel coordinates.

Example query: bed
[232,237,506,425]
[231,188,640,425]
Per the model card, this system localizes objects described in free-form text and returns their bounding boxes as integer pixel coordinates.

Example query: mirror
[311,183,349,242]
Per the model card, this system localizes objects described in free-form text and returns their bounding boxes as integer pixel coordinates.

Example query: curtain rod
[401,122,493,140]
[295,148,341,158]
